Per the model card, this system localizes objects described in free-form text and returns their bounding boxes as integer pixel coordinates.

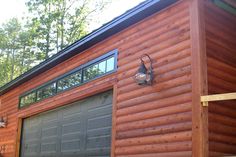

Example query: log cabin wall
[204,1,236,156]
[114,0,192,156]
[115,1,192,157]
[0,1,193,157]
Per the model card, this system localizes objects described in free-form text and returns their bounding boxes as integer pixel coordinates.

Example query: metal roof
[0,0,178,95]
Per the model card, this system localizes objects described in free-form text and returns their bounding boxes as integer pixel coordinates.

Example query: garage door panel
[41,120,59,127]
[41,126,58,138]
[85,148,110,156]
[62,122,82,134]
[87,104,112,119]
[26,143,38,152]
[61,132,81,141]
[24,131,41,141]
[41,142,57,153]
[21,91,112,157]
[62,102,82,117]
[62,112,82,121]
[87,114,112,130]
[22,143,40,157]
[87,126,111,137]
[27,116,41,125]
[41,111,59,122]
[86,93,111,108]
[61,139,81,152]
[87,156,110,157]
[26,119,40,133]
[24,130,41,141]
[87,135,111,148]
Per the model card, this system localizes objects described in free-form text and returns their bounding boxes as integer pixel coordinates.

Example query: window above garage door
[19,50,117,108]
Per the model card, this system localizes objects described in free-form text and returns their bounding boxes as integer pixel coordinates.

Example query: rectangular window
[83,56,115,82]
[37,82,57,101]
[98,60,106,74]
[20,92,36,108]
[57,70,82,92]
[19,49,117,108]
[83,64,99,81]
[106,56,115,72]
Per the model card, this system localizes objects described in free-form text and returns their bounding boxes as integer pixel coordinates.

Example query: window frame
[19,49,118,109]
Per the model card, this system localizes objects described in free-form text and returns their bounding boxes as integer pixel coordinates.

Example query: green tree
[26,0,112,59]
[0,0,113,87]
[0,18,21,83]
[0,18,39,86]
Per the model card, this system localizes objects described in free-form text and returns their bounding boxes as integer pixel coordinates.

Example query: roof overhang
[0,0,178,95]
[224,0,236,8]
[213,0,236,15]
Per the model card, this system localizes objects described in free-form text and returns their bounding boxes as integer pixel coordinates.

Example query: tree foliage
[0,0,112,87]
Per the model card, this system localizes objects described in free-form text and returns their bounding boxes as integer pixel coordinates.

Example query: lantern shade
[138,61,147,74]
[134,73,147,85]
[134,54,154,85]
[134,61,148,85]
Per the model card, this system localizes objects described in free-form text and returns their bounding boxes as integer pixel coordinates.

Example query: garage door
[20,91,113,157]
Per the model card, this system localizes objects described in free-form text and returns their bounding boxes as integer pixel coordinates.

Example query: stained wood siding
[0,1,193,157]
[205,1,236,156]
[115,1,192,156]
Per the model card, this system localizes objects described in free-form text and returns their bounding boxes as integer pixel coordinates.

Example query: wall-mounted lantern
[0,116,7,128]
[134,54,154,85]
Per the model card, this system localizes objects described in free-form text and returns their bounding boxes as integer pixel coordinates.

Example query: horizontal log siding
[205,1,236,157]
[115,1,192,156]
[0,1,192,157]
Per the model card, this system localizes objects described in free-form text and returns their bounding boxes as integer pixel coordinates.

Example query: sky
[0,0,145,31]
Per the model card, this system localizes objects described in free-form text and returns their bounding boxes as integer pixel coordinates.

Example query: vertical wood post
[111,84,117,157]
[15,118,23,157]
[189,0,208,156]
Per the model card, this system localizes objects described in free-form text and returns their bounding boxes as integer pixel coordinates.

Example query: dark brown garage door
[20,91,113,157]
